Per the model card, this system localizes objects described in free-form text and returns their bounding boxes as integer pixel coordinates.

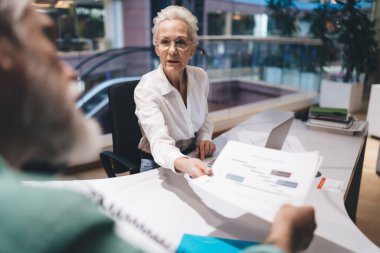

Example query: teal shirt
[0,157,284,253]
[0,157,141,253]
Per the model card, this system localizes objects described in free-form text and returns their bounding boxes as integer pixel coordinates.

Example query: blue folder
[176,234,259,253]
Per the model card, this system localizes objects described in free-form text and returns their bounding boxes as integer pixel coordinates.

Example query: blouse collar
[156,64,192,96]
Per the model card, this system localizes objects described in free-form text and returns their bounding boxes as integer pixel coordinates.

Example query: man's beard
[19,52,102,169]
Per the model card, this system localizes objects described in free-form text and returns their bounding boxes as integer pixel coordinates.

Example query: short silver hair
[0,0,31,44]
[152,5,199,47]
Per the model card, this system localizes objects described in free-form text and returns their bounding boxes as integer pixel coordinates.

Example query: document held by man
[191,140,320,222]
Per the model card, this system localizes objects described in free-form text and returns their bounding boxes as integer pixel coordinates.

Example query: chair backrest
[108,79,141,174]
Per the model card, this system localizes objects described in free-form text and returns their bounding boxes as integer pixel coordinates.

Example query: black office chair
[99,79,142,177]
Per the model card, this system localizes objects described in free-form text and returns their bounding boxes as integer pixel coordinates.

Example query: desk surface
[211,110,377,252]
[40,110,378,253]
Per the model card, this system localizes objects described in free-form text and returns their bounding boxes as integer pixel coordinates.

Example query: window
[34,1,105,52]
[232,14,255,35]
[207,12,226,35]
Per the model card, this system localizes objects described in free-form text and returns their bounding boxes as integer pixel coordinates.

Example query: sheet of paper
[236,130,306,152]
[191,141,320,221]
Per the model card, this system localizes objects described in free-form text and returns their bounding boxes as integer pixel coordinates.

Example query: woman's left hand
[196,140,216,160]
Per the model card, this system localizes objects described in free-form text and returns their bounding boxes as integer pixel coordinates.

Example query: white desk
[35,110,378,253]
[213,110,375,252]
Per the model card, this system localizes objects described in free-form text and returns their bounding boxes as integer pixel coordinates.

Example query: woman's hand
[196,140,216,160]
[174,157,213,178]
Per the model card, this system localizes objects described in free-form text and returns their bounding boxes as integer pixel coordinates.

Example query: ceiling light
[55,0,74,9]
[233,14,241,21]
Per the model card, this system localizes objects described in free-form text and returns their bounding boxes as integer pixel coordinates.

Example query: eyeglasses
[156,38,192,51]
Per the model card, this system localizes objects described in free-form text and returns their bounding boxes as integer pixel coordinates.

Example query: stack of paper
[191,140,321,222]
[305,106,368,135]
[307,106,354,129]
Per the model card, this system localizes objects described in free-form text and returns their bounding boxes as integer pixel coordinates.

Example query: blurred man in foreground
[0,1,316,252]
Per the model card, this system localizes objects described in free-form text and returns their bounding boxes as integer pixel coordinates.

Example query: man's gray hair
[152,5,199,46]
[0,0,30,43]
[0,0,102,168]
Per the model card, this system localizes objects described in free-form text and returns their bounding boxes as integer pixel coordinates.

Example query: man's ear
[0,38,15,70]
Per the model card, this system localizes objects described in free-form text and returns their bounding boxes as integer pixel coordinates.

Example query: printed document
[191,140,320,221]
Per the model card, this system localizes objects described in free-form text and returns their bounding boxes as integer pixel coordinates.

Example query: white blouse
[134,64,213,171]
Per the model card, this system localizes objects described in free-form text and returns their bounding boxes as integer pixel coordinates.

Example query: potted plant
[297,12,313,37]
[267,0,299,36]
[311,0,378,112]
[261,45,304,88]
[282,44,302,89]
[262,49,284,84]
[299,46,322,91]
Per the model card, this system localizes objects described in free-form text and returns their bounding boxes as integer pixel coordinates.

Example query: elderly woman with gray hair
[134,5,216,178]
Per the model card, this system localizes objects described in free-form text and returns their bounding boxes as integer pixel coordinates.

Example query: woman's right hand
[174,157,213,178]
